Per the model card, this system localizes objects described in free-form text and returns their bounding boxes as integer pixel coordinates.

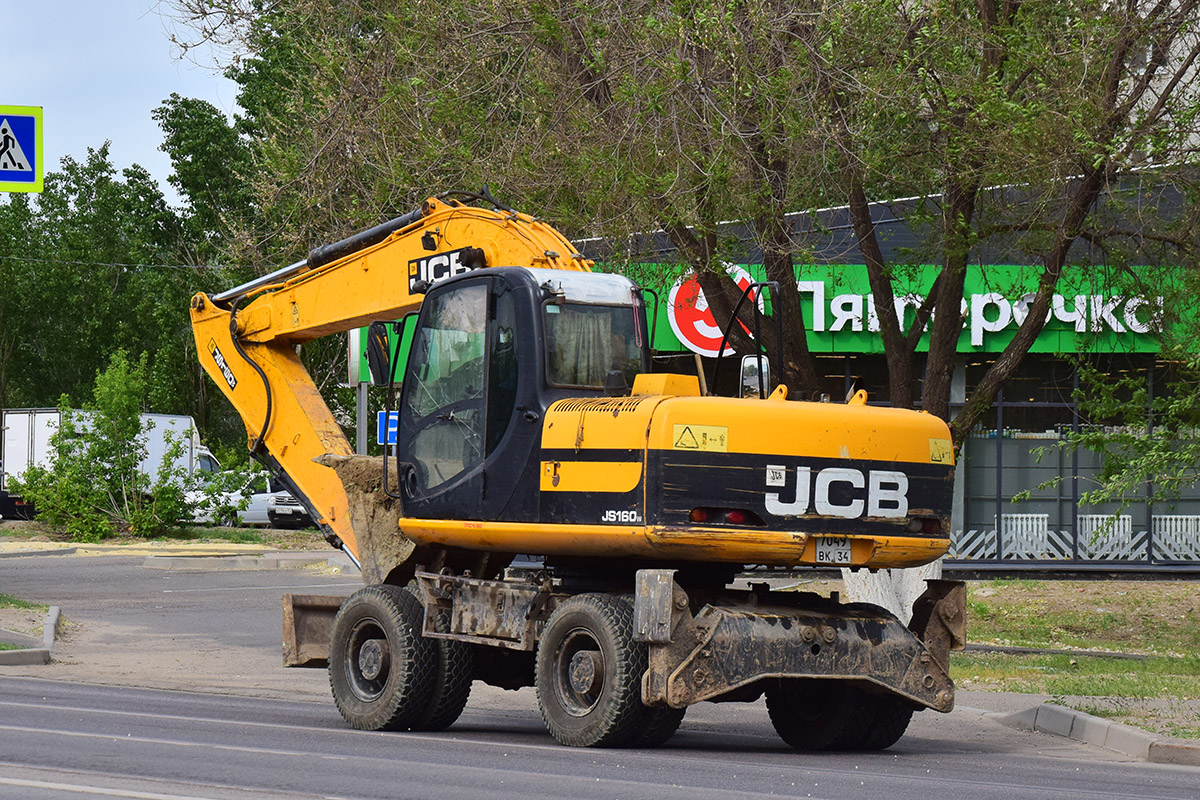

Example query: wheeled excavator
[189,192,965,749]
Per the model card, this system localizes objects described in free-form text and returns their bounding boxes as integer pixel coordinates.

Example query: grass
[156,527,266,545]
[951,652,1200,698]
[3,518,327,550]
[965,578,1200,656]
[0,642,24,651]
[0,593,43,610]
[957,579,1200,740]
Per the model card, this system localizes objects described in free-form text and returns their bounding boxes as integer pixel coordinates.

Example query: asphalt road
[4,675,1200,800]
[2,552,1199,798]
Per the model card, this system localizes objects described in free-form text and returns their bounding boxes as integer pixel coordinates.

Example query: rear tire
[404,586,474,731]
[766,679,913,751]
[839,693,914,750]
[766,679,856,750]
[535,594,647,747]
[329,585,436,731]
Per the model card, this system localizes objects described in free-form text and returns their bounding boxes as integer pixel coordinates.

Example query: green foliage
[10,351,197,541]
[153,93,254,256]
[162,0,1200,431]
[0,594,43,610]
[189,466,256,527]
[951,651,1200,700]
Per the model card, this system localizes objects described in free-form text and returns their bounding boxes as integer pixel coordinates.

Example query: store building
[583,198,1199,565]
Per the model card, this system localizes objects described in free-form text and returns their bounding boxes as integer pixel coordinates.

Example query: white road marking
[0,775,222,800]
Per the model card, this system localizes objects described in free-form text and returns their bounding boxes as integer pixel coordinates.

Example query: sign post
[0,105,43,193]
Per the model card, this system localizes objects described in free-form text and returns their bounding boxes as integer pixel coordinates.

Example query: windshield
[544,303,644,388]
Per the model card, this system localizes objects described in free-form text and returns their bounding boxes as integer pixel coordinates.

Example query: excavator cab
[385,266,650,524]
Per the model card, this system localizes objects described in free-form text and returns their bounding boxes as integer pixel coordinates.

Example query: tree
[153,93,254,257]
[159,0,1200,620]
[164,0,1200,443]
[0,145,196,410]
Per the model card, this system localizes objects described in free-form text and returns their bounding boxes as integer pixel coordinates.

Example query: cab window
[544,303,643,388]
[400,283,487,491]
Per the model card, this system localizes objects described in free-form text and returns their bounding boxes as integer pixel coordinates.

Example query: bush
[10,351,195,541]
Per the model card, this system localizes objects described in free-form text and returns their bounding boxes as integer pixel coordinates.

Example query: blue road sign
[377,410,399,445]
[0,106,42,193]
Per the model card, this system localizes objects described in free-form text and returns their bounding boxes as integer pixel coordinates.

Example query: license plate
[815,536,852,564]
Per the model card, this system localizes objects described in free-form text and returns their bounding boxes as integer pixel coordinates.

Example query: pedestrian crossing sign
[0,105,43,193]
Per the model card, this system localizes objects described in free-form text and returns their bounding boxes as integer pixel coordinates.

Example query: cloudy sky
[6,2,239,204]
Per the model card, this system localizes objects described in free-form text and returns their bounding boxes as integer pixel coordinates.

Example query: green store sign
[654,263,1162,356]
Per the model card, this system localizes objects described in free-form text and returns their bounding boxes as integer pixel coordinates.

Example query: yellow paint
[541,395,666,452]
[631,373,701,397]
[397,517,949,567]
[671,424,729,452]
[540,460,643,492]
[648,396,954,464]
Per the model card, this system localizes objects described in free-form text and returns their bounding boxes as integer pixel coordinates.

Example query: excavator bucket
[282,594,344,667]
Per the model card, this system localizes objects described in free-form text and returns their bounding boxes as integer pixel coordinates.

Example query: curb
[0,606,60,666]
[142,552,353,571]
[986,702,1200,767]
[0,547,78,559]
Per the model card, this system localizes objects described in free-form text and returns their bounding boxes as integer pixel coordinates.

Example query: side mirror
[739,354,770,399]
[366,321,393,387]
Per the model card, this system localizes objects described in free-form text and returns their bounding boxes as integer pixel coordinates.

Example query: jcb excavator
[190,192,965,750]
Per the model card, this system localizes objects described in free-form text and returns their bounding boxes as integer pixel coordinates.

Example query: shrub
[11,351,195,541]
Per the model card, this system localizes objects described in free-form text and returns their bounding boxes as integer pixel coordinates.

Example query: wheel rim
[554,626,606,717]
[345,616,392,701]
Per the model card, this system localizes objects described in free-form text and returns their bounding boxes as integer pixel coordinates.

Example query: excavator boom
[189,197,590,560]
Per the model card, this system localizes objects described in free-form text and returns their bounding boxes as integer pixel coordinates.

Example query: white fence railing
[948,513,1200,561]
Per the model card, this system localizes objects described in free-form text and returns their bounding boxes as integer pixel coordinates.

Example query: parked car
[238,475,274,526]
[267,490,314,529]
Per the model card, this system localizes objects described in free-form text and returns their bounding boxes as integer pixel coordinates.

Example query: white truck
[0,408,217,519]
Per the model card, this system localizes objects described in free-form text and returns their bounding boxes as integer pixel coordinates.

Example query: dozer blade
[282,594,344,667]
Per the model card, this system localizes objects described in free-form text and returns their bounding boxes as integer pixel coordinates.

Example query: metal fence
[949,513,1200,563]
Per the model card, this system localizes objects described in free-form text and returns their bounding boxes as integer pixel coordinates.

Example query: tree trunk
[840,561,942,625]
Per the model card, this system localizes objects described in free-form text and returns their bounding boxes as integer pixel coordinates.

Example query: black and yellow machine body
[386,266,955,570]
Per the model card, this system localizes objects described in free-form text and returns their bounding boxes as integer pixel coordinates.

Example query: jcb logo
[207,339,237,390]
[408,246,485,291]
[764,465,908,519]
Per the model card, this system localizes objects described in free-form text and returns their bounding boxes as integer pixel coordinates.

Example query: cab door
[395,275,533,521]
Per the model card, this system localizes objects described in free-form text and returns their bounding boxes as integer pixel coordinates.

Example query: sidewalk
[956,690,1200,767]
[0,540,354,571]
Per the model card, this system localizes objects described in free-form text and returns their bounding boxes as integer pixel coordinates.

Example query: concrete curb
[0,605,60,666]
[985,702,1200,767]
[143,552,353,571]
[0,547,78,559]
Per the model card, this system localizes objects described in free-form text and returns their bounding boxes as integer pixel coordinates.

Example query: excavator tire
[766,679,914,751]
[403,585,474,731]
[329,585,436,731]
[535,594,648,747]
[629,705,686,748]
[835,692,914,751]
[765,678,858,750]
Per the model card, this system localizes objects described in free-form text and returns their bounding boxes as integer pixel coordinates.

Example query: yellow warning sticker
[929,438,954,464]
[673,424,728,452]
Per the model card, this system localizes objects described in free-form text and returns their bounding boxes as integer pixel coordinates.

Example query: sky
[6,2,240,205]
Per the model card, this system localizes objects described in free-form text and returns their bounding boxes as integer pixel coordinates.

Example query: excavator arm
[189,196,591,562]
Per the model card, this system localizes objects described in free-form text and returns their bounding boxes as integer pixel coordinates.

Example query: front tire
[329,585,436,731]
[535,594,648,747]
